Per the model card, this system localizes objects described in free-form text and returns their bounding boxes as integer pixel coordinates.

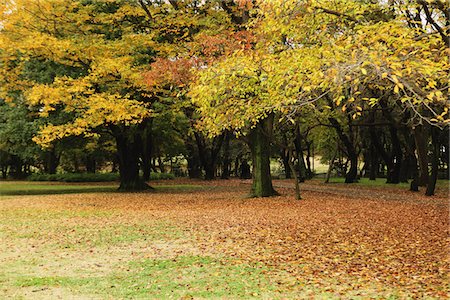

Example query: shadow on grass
[0,183,211,197]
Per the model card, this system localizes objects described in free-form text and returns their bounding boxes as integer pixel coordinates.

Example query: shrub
[28,173,119,182]
[28,172,175,182]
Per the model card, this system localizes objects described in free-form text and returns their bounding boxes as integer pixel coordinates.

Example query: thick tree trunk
[425,127,440,196]
[414,125,430,186]
[249,115,277,197]
[115,133,150,191]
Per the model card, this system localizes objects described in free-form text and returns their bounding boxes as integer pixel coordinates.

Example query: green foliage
[27,173,119,182]
[27,172,174,182]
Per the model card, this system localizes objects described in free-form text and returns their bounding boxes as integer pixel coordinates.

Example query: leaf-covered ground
[0,179,448,299]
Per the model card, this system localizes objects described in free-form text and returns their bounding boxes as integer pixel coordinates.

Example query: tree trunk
[141,120,153,182]
[305,141,313,179]
[85,155,96,173]
[44,149,59,174]
[288,149,301,200]
[280,149,291,179]
[221,131,231,179]
[425,127,440,196]
[325,152,337,183]
[185,139,202,179]
[414,125,430,186]
[369,140,378,180]
[293,124,307,182]
[115,132,150,191]
[386,125,402,184]
[195,132,224,180]
[249,115,277,197]
[410,153,420,192]
[328,117,358,183]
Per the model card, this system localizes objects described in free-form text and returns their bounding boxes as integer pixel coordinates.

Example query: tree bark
[141,120,153,182]
[328,117,358,183]
[115,131,150,191]
[293,124,307,182]
[249,115,277,197]
[325,152,337,183]
[44,148,59,174]
[221,130,231,179]
[414,125,430,186]
[195,132,224,180]
[425,127,440,196]
[369,140,378,180]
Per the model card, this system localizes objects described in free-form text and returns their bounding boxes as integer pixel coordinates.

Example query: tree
[0,0,154,190]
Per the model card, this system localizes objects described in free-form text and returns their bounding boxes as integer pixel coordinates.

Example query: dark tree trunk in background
[186,140,202,179]
[328,117,358,183]
[325,152,337,183]
[386,125,402,184]
[195,132,224,180]
[221,131,231,179]
[280,149,291,179]
[425,127,440,196]
[410,153,420,192]
[369,141,378,180]
[44,148,59,174]
[249,114,277,197]
[414,125,430,186]
[141,120,153,182]
[85,154,96,173]
[115,130,149,191]
[379,100,403,184]
[293,124,307,182]
[280,132,291,179]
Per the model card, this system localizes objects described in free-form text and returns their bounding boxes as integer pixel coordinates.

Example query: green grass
[0,182,208,197]
[0,208,184,248]
[10,256,279,299]
[312,177,449,189]
[0,183,116,196]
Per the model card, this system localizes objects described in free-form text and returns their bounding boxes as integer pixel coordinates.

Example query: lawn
[0,179,448,299]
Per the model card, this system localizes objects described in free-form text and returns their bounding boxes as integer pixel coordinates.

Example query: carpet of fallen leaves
[1,179,448,298]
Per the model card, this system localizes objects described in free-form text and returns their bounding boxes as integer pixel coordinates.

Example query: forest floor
[0,179,448,299]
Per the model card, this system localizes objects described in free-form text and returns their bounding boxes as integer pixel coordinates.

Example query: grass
[0,181,207,197]
[0,182,116,196]
[0,179,447,299]
[8,256,279,299]
[315,177,449,189]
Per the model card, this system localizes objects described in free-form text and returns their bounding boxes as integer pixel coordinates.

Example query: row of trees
[0,0,448,196]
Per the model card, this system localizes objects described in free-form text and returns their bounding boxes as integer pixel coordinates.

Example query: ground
[0,179,448,299]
